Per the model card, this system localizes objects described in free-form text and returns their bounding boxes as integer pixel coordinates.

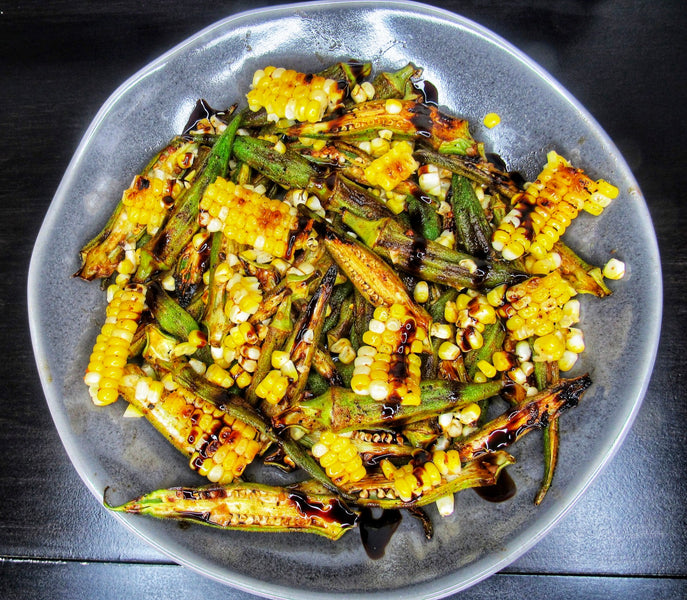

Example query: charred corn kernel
[492,351,514,372]
[200,177,297,258]
[205,364,234,388]
[447,294,494,352]
[351,304,425,405]
[188,329,207,348]
[222,274,264,326]
[483,112,501,128]
[476,360,497,378]
[487,283,507,307]
[364,141,419,192]
[413,281,429,303]
[246,67,344,123]
[313,431,366,485]
[121,174,175,235]
[492,151,618,260]
[533,330,566,362]
[85,284,146,406]
[338,343,357,365]
[603,258,625,280]
[498,271,577,341]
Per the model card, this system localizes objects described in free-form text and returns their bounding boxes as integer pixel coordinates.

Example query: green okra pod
[554,241,612,297]
[533,358,561,505]
[449,173,493,258]
[341,211,525,291]
[107,480,359,541]
[371,63,422,100]
[277,378,503,433]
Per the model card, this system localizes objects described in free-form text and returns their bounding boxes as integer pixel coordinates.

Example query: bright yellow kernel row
[200,177,297,258]
[364,141,419,192]
[246,66,344,123]
[311,431,367,485]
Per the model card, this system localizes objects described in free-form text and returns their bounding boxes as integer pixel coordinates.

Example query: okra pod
[371,63,422,100]
[415,147,521,200]
[554,241,612,297]
[533,359,561,505]
[107,481,359,541]
[448,173,492,258]
[341,211,525,290]
[277,378,503,433]
[323,228,432,332]
[457,375,591,463]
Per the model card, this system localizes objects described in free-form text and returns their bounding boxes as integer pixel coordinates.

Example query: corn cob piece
[108,480,358,540]
[350,304,426,406]
[120,369,266,484]
[364,141,419,192]
[199,177,298,258]
[84,283,147,406]
[76,138,197,281]
[246,66,345,123]
[492,151,619,261]
[496,271,578,342]
[311,431,367,485]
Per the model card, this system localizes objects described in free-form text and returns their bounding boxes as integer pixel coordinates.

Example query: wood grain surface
[1,1,685,598]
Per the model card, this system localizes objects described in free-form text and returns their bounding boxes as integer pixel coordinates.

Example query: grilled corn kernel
[498,271,577,341]
[364,141,419,192]
[483,112,501,128]
[200,177,297,258]
[121,174,175,235]
[350,304,425,405]
[313,431,367,485]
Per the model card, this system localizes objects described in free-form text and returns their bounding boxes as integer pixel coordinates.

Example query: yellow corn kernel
[438,341,461,361]
[205,364,234,388]
[476,360,497,378]
[85,284,146,406]
[413,281,429,303]
[483,112,501,128]
[364,141,419,192]
[533,330,566,362]
[313,432,366,484]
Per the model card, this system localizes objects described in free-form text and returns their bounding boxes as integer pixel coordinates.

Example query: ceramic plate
[28,1,661,598]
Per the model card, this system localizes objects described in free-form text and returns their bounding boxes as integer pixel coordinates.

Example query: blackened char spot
[408,102,433,138]
[407,237,427,272]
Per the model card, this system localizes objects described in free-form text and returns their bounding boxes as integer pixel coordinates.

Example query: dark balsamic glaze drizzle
[474,469,517,503]
[359,508,403,559]
[182,99,218,135]
[288,491,358,528]
[411,78,439,106]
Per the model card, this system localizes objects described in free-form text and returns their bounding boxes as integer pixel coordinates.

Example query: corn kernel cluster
[311,431,367,485]
[441,291,497,355]
[84,284,147,406]
[381,449,462,502]
[492,151,619,261]
[350,304,426,406]
[200,177,297,258]
[121,175,175,234]
[364,141,419,192]
[246,66,344,123]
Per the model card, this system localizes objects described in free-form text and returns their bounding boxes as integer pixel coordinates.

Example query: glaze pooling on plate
[28,1,661,598]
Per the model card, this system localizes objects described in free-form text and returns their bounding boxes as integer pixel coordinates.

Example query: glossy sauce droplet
[474,469,517,503]
[360,508,402,559]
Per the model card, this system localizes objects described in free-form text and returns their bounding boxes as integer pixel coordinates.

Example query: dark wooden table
[2,1,685,598]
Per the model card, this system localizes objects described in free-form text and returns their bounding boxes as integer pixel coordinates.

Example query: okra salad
[78,61,625,549]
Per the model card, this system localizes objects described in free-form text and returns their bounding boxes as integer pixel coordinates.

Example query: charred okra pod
[108,481,359,540]
[278,378,503,433]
